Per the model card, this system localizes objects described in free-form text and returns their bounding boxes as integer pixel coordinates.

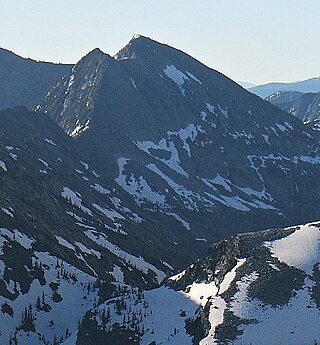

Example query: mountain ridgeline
[0,35,319,344]
[0,48,72,110]
[249,77,320,99]
[38,35,320,240]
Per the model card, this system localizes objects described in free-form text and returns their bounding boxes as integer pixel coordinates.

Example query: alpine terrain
[266,91,320,131]
[0,48,71,110]
[88,220,320,345]
[0,35,319,344]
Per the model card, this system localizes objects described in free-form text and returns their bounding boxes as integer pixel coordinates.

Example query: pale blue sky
[1,0,319,84]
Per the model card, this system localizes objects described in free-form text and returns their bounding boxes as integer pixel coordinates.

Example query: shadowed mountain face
[0,106,195,343]
[0,48,71,110]
[0,106,198,277]
[38,35,320,242]
[266,90,320,131]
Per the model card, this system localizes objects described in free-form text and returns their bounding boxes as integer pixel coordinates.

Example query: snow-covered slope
[88,221,320,345]
[0,230,99,345]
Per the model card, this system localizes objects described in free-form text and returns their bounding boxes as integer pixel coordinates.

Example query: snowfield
[266,223,320,273]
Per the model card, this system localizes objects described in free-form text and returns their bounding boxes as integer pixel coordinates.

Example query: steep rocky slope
[0,107,191,344]
[38,35,320,243]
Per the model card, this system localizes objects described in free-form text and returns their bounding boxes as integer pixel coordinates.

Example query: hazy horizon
[2,0,319,85]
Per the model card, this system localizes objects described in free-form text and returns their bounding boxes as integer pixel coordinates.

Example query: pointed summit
[131,33,143,40]
[38,47,114,136]
[74,47,111,75]
[114,34,154,60]
[38,36,320,246]
[114,33,229,90]
[81,47,109,61]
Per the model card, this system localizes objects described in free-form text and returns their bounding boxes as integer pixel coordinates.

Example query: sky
[1,0,319,85]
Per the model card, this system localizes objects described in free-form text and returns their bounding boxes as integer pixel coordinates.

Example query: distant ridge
[249,77,320,98]
[237,81,256,89]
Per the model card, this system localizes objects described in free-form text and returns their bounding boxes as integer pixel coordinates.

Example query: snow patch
[230,271,259,319]
[186,71,202,84]
[44,138,59,147]
[168,270,186,282]
[130,78,137,89]
[61,187,92,216]
[55,236,76,251]
[195,238,208,242]
[163,64,189,95]
[1,207,14,218]
[266,224,320,273]
[168,123,203,157]
[218,104,228,118]
[92,203,125,221]
[115,158,166,206]
[219,258,246,294]
[161,260,174,271]
[0,160,7,171]
[136,138,189,176]
[163,64,189,87]
[199,296,226,345]
[38,158,49,169]
[185,282,217,306]
[110,265,124,283]
[75,241,101,258]
[92,183,110,194]
[80,161,89,170]
[0,228,34,249]
[206,103,217,115]
[166,212,190,230]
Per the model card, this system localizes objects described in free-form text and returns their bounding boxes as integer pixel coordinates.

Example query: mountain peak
[81,47,110,62]
[114,34,163,60]
[38,46,113,137]
[131,33,143,40]
[130,33,156,43]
